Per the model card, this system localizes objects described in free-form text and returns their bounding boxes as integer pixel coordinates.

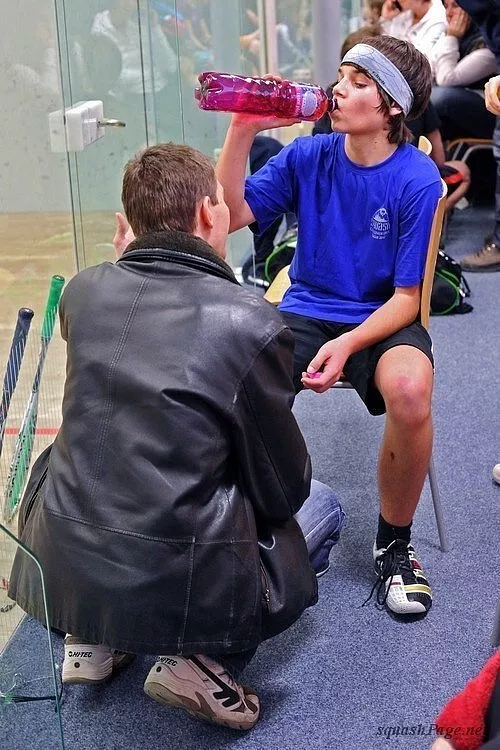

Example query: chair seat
[263,265,291,305]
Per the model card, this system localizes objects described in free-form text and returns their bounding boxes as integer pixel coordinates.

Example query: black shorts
[281,311,434,416]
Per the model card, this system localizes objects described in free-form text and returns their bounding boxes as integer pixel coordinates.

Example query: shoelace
[192,657,246,704]
[363,540,414,607]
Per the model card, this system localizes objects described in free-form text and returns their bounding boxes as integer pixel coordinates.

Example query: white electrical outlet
[48,100,105,152]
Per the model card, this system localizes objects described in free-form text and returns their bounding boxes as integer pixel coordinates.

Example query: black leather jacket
[10,231,312,655]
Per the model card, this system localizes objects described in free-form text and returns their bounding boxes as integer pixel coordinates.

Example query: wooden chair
[446,137,494,165]
[418,134,432,156]
[264,165,449,551]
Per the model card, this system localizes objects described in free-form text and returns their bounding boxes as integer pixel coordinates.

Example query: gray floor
[1,204,500,750]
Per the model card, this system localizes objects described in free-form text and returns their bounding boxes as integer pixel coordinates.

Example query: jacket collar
[118,230,238,285]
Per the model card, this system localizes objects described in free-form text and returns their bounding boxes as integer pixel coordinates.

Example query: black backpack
[264,233,473,316]
[264,226,298,283]
[431,250,473,315]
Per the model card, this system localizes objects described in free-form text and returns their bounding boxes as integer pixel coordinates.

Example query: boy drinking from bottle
[216,35,441,619]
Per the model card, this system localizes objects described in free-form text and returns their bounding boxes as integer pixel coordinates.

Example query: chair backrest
[419,179,448,330]
[446,137,494,163]
[418,135,432,156]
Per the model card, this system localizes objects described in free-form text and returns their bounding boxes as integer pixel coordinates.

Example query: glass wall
[57,0,262,272]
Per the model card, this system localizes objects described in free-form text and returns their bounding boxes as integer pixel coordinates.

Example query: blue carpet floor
[1,204,499,750]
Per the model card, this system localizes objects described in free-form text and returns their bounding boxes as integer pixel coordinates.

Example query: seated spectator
[430,0,497,140]
[430,648,500,749]
[178,0,211,51]
[363,0,385,25]
[381,0,446,58]
[91,0,179,140]
[456,2,500,272]
[8,142,344,730]
[239,3,312,79]
[313,26,471,212]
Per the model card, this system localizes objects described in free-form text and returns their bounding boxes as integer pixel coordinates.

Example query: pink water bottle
[195,72,333,122]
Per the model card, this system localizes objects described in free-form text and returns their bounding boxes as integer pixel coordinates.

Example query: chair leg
[440,211,448,249]
[428,455,448,552]
[492,599,500,649]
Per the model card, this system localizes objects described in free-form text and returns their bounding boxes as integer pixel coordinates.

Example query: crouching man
[9,143,344,730]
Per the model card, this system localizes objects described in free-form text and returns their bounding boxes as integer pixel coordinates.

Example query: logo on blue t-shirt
[370,207,390,239]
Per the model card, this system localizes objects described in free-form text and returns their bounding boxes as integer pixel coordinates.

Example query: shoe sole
[143,680,258,731]
[315,562,331,579]
[62,653,135,685]
[385,598,431,616]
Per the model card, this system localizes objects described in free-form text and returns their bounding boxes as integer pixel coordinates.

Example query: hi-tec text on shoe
[157,656,177,666]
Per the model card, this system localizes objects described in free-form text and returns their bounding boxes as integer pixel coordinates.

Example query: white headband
[341,43,414,117]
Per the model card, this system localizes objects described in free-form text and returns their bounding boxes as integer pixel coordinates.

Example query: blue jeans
[295,478,345,573]
[430,85,496,141]
[493,116,500,245]
[209,479,345,678]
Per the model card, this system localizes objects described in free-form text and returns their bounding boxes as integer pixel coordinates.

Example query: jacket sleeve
[231,326,312,525]
[58,289,68,342]
[431,34,497,86]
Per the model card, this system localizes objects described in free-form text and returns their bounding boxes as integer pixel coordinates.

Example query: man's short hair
[122,143,218,236]
[343,35,432,145]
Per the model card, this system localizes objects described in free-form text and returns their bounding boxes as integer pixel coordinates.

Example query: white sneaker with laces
[370,539,432,616]
[62,635,134,684]
[143,653,260,730]
[493,463,500,485]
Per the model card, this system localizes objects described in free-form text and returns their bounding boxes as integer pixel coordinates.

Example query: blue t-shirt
[245,133,442,323]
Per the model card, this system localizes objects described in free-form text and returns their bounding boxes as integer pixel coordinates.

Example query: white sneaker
[62,635,134,684]
[143,654,260,730]
[493,463,500,485]
[370,540,432,616]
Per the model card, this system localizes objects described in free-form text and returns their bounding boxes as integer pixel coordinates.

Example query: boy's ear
[389,102,404,117]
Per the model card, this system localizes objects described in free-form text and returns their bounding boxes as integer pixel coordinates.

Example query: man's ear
[199,196,214,230]
[113,212,135,259]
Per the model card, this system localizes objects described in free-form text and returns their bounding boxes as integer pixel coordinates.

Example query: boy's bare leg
[370,345,434,616]
[374,345,434,526]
